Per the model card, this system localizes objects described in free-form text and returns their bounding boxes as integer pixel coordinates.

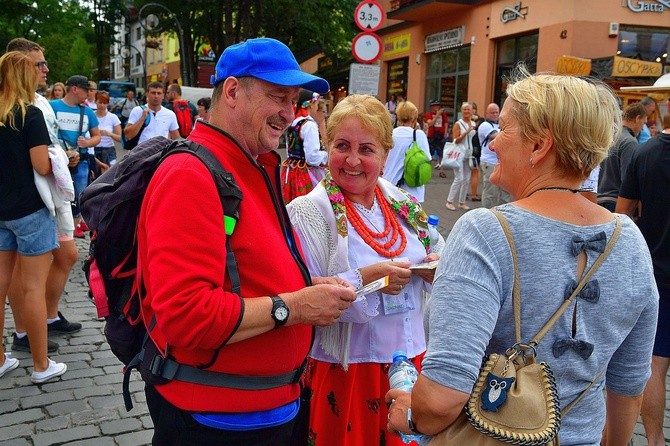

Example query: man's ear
[222,77,241,107]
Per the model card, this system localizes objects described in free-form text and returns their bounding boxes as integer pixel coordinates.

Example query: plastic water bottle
[427,215,440,248]
[388,351,429,445]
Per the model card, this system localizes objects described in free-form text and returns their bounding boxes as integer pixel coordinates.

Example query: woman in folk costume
[280,89,327,203]
[287,94,444,445]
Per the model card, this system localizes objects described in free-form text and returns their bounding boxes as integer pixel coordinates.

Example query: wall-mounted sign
[383,34,411,57]
[318,55,334,72]
[556,55,592,76]
[612,55,663,77]
[425,26,465,53]
[500,2,529,23]
[352,32,383,64]
[624,0,668,13]
[354,0,385,32]
[349,63,381,96]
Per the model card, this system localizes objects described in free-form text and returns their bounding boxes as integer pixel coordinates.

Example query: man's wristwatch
[270,295,289,329]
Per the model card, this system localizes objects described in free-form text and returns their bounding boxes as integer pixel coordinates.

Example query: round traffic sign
[354,0,385,32]
[352,32,383,64]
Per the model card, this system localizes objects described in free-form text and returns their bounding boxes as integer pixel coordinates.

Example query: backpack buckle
[149,353,166,377]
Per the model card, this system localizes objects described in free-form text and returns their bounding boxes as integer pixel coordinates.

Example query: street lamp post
[119,42,147,88]
[138,2,190,86]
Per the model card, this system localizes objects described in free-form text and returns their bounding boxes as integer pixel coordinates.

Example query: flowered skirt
[305,355,423,446]
[281,159,327,204]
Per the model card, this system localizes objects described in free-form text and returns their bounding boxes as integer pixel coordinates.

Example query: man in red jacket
[138,38,356,445]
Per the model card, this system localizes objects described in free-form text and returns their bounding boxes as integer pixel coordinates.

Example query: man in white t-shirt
[124,81,179,145]
[479,103,511,208]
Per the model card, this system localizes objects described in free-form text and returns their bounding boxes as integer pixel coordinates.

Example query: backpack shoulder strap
[413,128,417,142]
[161,141,243,294]
[78,105,85,136]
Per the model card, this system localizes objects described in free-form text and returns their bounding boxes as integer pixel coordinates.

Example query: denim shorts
[95,146,117,166]
[0,207,58,256]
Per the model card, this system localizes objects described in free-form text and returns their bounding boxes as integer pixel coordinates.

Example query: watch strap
[270,295,288,329]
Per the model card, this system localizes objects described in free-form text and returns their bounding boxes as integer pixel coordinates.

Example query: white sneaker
[0,353,19,378]
[31,359,67,384]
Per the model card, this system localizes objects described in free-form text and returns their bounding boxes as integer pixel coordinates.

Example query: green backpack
[403,129,432,187]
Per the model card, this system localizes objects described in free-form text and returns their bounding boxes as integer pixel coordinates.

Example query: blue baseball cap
[210,38,329,94]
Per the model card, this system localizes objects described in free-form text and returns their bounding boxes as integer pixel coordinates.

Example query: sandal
[458,203,471,210]
[471,196,481,201]
[446,202,456,211]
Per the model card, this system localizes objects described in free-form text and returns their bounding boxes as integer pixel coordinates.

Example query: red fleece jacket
[138,121,311,412]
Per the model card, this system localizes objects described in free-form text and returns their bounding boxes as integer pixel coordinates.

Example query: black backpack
[122,107,150,151]
[471,118,496,159]
[80,137,303,411]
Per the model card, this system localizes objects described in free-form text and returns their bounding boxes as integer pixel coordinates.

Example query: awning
[620,73,670,92]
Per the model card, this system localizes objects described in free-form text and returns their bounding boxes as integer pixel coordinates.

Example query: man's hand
[286,283,356,327]
[66,149,80,167]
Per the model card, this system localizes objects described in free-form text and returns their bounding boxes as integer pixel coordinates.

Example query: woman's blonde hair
[396,100,419,125]
[0,51,38,129]
[325,94,393,153]
[47,81,66,100]
[505,65,621,179]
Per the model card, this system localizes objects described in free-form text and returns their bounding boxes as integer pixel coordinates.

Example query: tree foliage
[2,0,360,86]
[132,0,359,85]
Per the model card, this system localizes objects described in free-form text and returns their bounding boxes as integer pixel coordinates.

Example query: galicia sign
[625,0,669,12]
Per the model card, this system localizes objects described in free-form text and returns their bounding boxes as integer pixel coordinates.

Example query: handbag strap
[561,368,606,417]
[491,209,622,346]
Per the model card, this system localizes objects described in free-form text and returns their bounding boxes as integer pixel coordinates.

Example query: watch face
[275,307,289,321]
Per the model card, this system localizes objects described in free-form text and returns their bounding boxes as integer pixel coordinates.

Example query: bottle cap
[428,215,439,226]
[392,350,408,362]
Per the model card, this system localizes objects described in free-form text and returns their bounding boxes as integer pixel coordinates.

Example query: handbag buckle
[506,342,537,366]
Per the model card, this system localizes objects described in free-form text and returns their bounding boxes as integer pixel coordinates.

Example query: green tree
[130,0,358,85]
[0,0,96,84]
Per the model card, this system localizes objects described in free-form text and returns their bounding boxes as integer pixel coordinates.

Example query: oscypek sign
[352,0,385,64]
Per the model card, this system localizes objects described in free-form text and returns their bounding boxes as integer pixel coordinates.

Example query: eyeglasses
[35,61,48,70]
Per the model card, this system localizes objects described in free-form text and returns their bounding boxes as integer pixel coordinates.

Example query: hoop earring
[529,157,534,168]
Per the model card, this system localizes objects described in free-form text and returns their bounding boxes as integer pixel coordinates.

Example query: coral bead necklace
[344,186,407,258]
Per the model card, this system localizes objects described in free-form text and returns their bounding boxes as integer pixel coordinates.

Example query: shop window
[618,26,669,72]
[425,46,471,123]
[494,33,538,106]
[386,58,408,101]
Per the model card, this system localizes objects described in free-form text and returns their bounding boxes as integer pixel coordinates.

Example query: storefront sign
[500,2,529,23]
[349,63,381,96]
[318,55,334,72]
[425,27,464,53]
[612,55,663,77]
[556,55,592,76]
[383,34,411,57]
[625,0,668,13]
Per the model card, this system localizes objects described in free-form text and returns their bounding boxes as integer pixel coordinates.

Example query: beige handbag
[430,210,621,446]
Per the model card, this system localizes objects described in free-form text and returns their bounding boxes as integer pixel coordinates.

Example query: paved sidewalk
[1,236,153,446]
[1,170,667,444]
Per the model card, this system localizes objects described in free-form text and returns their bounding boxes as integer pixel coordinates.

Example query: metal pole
[138,2,189,86]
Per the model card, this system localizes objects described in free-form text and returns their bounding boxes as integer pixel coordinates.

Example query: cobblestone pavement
[0,168,667,445]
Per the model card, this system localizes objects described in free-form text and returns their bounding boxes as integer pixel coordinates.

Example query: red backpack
[172,100,193,137]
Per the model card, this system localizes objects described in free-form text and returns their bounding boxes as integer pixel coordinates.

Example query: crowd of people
[1,34,668,446]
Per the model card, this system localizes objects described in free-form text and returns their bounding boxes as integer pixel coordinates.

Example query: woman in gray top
[386,68,659,445]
